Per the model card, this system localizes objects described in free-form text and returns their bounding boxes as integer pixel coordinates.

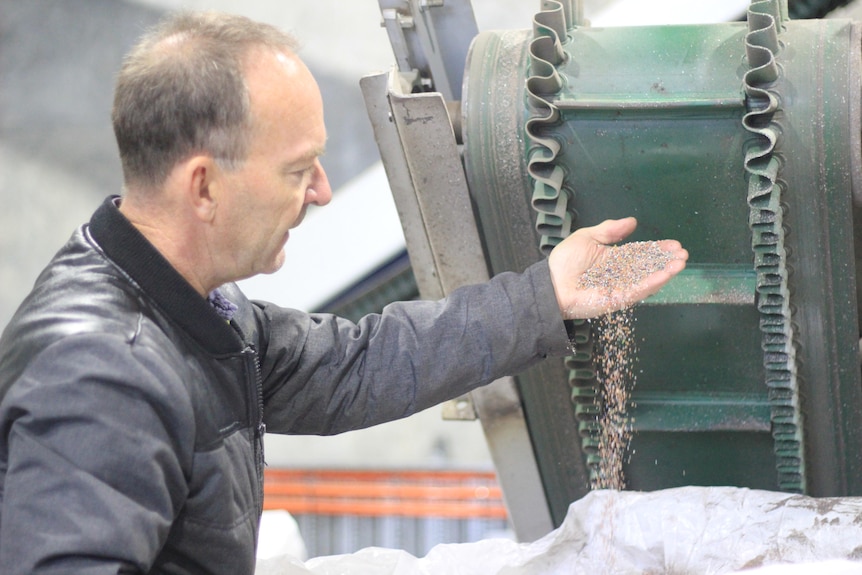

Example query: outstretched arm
[548,217,688,319]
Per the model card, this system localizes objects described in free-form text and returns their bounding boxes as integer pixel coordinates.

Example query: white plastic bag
[256,486,862,575]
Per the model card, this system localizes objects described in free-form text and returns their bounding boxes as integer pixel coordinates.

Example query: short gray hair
[111,12,300,190]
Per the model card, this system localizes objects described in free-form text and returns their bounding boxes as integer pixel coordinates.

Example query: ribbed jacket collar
[88,195,245,355]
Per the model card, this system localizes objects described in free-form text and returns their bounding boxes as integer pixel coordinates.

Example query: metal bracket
[360,68,555,541]
[377,0,478,101]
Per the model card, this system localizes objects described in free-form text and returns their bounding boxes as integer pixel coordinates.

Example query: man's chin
[263,250,287,275]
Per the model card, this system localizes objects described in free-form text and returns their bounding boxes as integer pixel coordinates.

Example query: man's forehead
[245,45,300,73]
[274,51,295,67]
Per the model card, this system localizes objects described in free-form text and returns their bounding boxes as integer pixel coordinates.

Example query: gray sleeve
[256,259,569,435]
[0,333,192,574]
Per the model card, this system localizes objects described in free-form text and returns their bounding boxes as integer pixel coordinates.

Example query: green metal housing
[462,0,862,526]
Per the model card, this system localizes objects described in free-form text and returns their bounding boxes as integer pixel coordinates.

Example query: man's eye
[286,166,311,180]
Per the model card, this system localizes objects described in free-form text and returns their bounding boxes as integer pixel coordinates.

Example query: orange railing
[263,469,509,520]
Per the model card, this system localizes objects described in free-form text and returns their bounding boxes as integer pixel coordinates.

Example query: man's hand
[548,217,688,319]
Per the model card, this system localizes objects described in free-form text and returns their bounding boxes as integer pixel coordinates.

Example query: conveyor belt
[461,0,862,526]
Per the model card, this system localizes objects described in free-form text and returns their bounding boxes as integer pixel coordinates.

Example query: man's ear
[185,155,219,223]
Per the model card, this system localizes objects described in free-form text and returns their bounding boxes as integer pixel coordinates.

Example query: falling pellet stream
[576,241,673,568]
[577,241,672,490]
[592,308,635,491]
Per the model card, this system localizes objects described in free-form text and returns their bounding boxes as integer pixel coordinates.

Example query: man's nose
[306,161,332,206]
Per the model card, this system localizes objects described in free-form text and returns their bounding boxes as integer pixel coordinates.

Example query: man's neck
[118,192,215,297]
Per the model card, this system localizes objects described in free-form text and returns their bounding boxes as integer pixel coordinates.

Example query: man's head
[111,11,299,190]
[114,12,332,293]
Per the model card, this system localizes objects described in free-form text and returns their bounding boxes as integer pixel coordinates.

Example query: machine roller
[362,0,862,539]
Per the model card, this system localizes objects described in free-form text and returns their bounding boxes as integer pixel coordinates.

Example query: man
[0,11,687,574]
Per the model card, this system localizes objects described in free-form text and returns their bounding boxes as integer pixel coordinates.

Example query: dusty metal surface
[361,67,554,541]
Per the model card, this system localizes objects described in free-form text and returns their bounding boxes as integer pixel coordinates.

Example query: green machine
[364,0,862,538]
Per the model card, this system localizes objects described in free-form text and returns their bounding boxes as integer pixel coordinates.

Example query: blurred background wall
[4,0,856,473]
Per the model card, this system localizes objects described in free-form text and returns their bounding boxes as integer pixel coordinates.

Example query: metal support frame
[377,0,478,100]
[360,69,555,541]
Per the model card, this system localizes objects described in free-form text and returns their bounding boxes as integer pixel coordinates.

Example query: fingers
[655,239,687,258]
[579,217,638,245]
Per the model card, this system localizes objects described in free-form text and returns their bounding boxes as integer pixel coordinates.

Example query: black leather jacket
[0,196,568,573]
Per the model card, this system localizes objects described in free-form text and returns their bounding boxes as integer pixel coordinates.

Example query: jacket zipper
[245,344,266,516]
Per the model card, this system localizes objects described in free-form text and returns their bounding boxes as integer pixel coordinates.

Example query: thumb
[578,217,638,245]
